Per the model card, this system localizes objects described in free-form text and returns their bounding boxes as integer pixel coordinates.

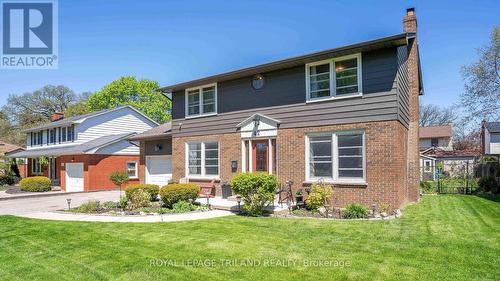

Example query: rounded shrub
[19,176,51,192]
[128,189,151,210]
[159,184,199,208]
[306,182,333,210]
[0,175,15,186]
[478,176,499,194]
[230,172,278,216]
[125,184,160,201]
[343,203,368,219]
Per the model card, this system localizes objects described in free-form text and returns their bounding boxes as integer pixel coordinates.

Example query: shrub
[230,172,278,216]
[19,176,51,192]
[0,175,15,186]
[102,201,117,210]
[128,189,151,210]
[75,200,101,213]
[125,184,160,201]
[119,196,128,209]
[306,182,333,210]
[420,181,436,194]
[160,184,198,208]
[478,176,500,194]
[343,203,368,219]
[171,201,197,213]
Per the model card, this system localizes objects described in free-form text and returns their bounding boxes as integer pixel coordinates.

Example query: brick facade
[172,120,410,210]
[57,155,140,192]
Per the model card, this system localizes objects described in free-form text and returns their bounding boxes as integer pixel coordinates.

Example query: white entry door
[146,156,172,186]
[65,163,84,192]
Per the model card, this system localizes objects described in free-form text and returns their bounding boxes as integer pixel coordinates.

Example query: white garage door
[146,156,172,186]
[65,163,84,192]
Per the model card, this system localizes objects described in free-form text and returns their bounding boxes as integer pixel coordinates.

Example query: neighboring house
[0,141,25,177]
[147,8,423,210]
[420,147,478,179]
[8,106,158,192]
[481,121,500,156]
[129,122,172,186]
[419,124,453,151]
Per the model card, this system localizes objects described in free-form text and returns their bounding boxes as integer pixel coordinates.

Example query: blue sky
[0,0,498,107]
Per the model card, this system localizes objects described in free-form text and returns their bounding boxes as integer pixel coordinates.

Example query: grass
[0,195,499,281]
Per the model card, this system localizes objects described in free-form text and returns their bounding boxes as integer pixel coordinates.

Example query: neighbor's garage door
[146,156,172,186]
[65,163,84,192]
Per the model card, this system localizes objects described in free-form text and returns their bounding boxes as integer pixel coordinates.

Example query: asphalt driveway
[0,190,122,216]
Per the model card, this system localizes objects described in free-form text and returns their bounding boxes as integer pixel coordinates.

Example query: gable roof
[486,121,500,133]
[161,33,412,92]
[421,147,479,159]
[23,105,159,133]
[128,122,172,141]
[236,113,281,129]
[419,125,452,138]
[0,141,23,154]
[6,133,135,158]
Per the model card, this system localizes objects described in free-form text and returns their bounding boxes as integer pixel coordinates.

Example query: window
[49,129,56,144]
[431,138,438,147]
[32,158,42,174]
[186,141,219,177]
[424,160,432,172]
[31,131,43,146]
[306,53,362,101]
[306,131,365,182]
[127,161,138,179]
[61,127,67,142]
[185,84,217,117]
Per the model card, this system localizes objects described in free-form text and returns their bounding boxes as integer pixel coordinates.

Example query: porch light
[66,198,72,210]
[236,195,242,213]
[231,160,238,172]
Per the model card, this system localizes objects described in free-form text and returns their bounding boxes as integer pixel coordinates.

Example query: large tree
[460,27,500,123]
[419,104,456,127]
[87,76,171,123]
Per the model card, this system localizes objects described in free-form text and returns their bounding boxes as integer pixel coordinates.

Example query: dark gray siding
[396,45,410,127]
[144,139,172,156]
[172,47,403,137]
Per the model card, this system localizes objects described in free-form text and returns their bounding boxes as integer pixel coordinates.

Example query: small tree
[109,171,129,199]
[230,173,278,216]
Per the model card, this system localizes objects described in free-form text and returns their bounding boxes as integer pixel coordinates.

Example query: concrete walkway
[0,190,233,223]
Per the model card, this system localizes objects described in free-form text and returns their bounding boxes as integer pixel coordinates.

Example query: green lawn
[0,195,499,281]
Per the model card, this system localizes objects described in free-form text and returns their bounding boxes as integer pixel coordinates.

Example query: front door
[252,140,268,172]
[49,158,57,180]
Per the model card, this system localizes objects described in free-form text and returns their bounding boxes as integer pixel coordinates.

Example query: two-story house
[8,106,158,192]
[140,8,423,210]
[481,121,500,156]
[419,124,453,151]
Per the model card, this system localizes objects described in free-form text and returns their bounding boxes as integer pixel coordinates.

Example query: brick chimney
[404,7,421,203]
[51,112,64,122]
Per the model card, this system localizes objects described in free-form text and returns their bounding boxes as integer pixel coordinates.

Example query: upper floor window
[31,131,43,146]
[306,53,362,101]
[49,129,56,144]
[185,84,217,118]
[431,138,438,147]
[59,126,75,143]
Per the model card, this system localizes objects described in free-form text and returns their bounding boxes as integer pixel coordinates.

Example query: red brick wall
[59,154,140,192]
[172,120,410,210]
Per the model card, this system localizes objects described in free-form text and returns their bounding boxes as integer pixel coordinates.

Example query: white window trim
[305,130,366,184]
[305,53,363,102]
[127,161,138,179]
[184,83,218,119]
[185,141,220,180]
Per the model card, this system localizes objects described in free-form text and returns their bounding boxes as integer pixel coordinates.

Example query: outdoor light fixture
[231,160,238,172]
[236,195,242,214]
[66,198,72,210]
[371,204,377,215]
[154,144,163,152]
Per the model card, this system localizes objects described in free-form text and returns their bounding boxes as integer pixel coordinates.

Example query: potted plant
[295,189,304,205]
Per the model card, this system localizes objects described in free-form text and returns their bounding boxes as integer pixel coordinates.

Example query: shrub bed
[125,184,160,200]
[160,184,199,208]
[19,176,51,192]
[343,203,368,219]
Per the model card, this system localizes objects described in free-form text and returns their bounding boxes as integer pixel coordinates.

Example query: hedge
[125,184,160,200]
[159,184,199,207]
[0,175,15,186]
[19,176,51,192]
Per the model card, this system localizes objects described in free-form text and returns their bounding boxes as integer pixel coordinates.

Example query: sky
[0,0,498,107]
